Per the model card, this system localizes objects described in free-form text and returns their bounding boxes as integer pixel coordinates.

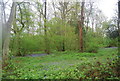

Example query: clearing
[3,48,118,79]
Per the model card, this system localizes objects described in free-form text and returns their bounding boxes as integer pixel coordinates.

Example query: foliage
[20,35,44,55]
[2,1,119,80]
[9,2,118,55]
[107,30,119,39]
[34,18,79,52]
[2,48,118,79]
[10,34,45,56]
[84,30,105,53]
[101,21,118,47]
[77,58,120,80]
[105,38,118,47]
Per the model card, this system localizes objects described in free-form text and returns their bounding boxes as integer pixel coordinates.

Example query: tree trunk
[118,1,120,58]
[78,1,85,52]
[2,27,10,67]
[92,19,94,32]
[79,24,83,52]
[2,2,16,68]
[62,40,65,51]
[44,0,50,54]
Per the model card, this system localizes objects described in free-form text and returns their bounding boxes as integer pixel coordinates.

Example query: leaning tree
[2,2,16,67]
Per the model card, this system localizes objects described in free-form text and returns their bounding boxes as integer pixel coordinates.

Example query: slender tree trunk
[13,32,21,56]
[79,1,85,52]
[62,41,65,51]
[12,8,20,56]
[61,2,67,52]
[86,2,93,32]
[92,19,94,32]
[118,1,120,58]
[44,0,50,54]
[2,2,16,68]
[52,2,57,17]
[44,0,47,40]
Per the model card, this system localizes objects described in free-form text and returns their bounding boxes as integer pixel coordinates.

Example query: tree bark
[2,2,16,67]
[79,1,85,52]
[44,0,50,54]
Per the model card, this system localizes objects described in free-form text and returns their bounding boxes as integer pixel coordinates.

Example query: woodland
[1,0,120,80]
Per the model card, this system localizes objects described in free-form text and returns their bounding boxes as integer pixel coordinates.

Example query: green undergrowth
[2,48,119,79]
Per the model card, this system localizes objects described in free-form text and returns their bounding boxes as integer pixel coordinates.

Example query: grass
[3,48,118,79]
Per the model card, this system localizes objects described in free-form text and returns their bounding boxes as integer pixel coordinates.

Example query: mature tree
[2,2,16,67]
[44,0,50,54]
[35,1,44,34]
[56,1,73,51]
[79,1,85,52]
[11,2,34,56]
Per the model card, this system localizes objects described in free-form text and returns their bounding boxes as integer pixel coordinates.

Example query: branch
[11,27,17,34]
[6,2,17,28]
[18,3,25,32]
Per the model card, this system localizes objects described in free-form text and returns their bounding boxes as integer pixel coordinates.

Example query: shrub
[77,58,120,79]
[84,32,101,53]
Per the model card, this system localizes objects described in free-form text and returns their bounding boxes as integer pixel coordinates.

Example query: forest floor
[3,48,118,79]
